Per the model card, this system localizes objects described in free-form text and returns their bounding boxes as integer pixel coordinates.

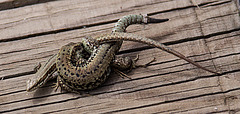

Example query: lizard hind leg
[133,55,156,68]
[112,54,156,71]
[112,54,156,79]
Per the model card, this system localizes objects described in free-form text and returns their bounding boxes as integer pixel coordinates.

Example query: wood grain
[0,0,239,113]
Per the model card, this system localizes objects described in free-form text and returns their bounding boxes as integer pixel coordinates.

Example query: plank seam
[101,87,240,113]
[0,0,232,43]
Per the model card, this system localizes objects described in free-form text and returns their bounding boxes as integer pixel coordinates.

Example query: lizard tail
[97,32,220,75]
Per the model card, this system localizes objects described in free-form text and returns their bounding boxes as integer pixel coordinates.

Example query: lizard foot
[33,62,41,72]
[133,55,156,68]
[114,68,132,79]
[52,82,60,92]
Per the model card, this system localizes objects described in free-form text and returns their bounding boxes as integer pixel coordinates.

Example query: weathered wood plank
[1,0,238,79]
[0,0,239,113]
[0,0,233,41]
[1,30,239,113]
[1,33,239,113]
[0,0,53,11]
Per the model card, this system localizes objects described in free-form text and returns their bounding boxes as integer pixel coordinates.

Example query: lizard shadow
[31,80,56,104]
[87,68,134,97]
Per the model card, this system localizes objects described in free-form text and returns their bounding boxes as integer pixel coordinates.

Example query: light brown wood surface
[0,0,239,113]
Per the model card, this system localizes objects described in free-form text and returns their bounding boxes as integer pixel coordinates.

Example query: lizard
[27,14,220,92]
[26,14,170,92]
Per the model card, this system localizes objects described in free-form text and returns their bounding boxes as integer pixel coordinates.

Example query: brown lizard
[27,14,219,93]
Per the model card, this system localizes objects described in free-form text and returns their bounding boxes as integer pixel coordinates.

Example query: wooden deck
[0,0,240,113]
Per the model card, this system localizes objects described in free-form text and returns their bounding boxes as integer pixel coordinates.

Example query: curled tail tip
[147,17,169,23]
[141,14,169,23]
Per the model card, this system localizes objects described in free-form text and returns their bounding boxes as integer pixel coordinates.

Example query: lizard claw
[113,68,132,79]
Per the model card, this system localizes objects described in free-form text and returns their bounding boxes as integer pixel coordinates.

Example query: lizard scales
[55,14,168,92]
[27,14,219,93]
